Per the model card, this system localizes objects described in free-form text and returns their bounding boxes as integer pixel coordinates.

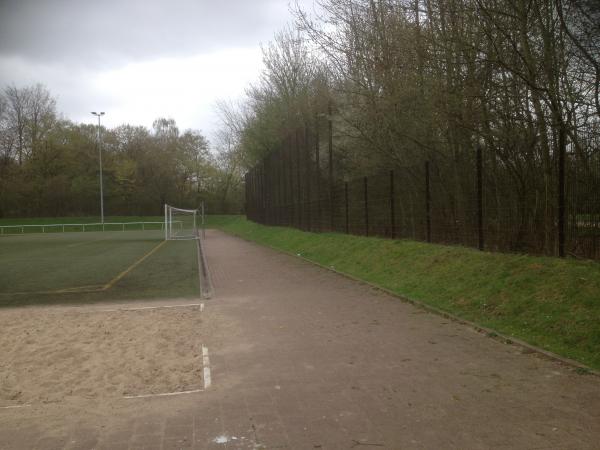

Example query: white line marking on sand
[200,303,204,312]
[123,389,203,399]
[101,303,202,312]
[0,404,31,409]
[202,345,211,389]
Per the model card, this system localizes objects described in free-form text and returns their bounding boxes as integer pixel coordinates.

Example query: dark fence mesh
[566,130,600,259]
[245,127,600,260]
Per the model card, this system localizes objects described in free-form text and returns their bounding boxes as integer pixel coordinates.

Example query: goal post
[164,204,199,240]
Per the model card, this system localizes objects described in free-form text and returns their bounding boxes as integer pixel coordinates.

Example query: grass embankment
[207,215,600,371]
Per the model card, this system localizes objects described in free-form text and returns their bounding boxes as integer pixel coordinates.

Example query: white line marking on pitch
[0,404,31,409]
[123,389,203,399]
[202,345,211,389]
[101,303,202,312]
[200,303,204,312]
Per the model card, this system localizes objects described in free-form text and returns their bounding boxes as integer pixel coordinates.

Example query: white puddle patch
[213,435,243,444]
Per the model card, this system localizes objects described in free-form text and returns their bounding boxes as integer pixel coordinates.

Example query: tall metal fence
[245,126,600,260]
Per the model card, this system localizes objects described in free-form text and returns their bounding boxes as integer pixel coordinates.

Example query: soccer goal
[164,204,200,240]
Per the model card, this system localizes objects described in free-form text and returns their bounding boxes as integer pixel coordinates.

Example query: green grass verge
[207,215,600,371]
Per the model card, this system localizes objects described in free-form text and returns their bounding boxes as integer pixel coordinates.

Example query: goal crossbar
[167,207,197,214]
[164,204,199,240]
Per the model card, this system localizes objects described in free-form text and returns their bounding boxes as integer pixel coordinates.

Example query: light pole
[91,111,105,223]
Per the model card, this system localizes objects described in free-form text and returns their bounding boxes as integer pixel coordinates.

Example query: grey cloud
[0,0,292,68]
[0,0,315,136]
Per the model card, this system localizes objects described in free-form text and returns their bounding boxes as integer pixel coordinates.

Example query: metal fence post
[270,155,274,224]
[261,164,265,223]
[390,170,396,239]
[253,168,257,222]
[296,129,302,230]
[251,171,258,223]
[558,126,566,257]
[315,115,321,232]
[305,125,311,231]
[328,101,334,231]
[282,140,286,224]
[477,147,484,251]
[288,136,294,227]
[244,172,249,219]
[280,149,285,225]
[256,165,260,222]
[255,165,259,222]
[273,152,278,224]
[364,176,369,237]
[262,160,267,224]
[249,170,253,221]
[425,161,431,243]
[345,181,349,234]
[262,157,271,225]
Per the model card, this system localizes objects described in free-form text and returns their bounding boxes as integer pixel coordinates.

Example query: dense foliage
[0,84,243,217]
[236,0,599,171]
[235,0,600,258]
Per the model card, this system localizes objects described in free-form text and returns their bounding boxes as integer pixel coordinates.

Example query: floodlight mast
[91,111,105,223]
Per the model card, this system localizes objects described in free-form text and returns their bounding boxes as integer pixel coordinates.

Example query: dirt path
[200,229,600,449]
[1,229,599,449]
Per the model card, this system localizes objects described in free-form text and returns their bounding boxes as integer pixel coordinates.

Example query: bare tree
[25,83,57,152]
[3,85,28,165]
[1,83,57,165]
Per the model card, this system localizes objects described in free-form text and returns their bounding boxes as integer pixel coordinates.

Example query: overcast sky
[0,0,312,141]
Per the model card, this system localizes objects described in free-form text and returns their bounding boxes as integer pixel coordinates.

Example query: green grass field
[0,225,199,307]
[207,215,600,371]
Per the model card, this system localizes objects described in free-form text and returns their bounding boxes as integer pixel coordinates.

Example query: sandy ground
[0,302,205,407]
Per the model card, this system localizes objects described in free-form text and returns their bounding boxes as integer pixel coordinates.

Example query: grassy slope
[207,215,600,370]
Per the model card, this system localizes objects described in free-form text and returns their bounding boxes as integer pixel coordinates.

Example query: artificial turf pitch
[0,230,200,307]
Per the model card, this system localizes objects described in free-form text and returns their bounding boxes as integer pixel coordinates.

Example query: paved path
[1,229,599,449]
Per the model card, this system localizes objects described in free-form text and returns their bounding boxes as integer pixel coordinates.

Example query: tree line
[0,84,244,218]
[229,0,599,256]
[231,0,598,168]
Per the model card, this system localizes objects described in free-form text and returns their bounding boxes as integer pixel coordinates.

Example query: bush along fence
[244,120,600,260]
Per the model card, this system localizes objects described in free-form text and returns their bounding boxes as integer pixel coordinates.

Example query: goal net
[164,204,199,240]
